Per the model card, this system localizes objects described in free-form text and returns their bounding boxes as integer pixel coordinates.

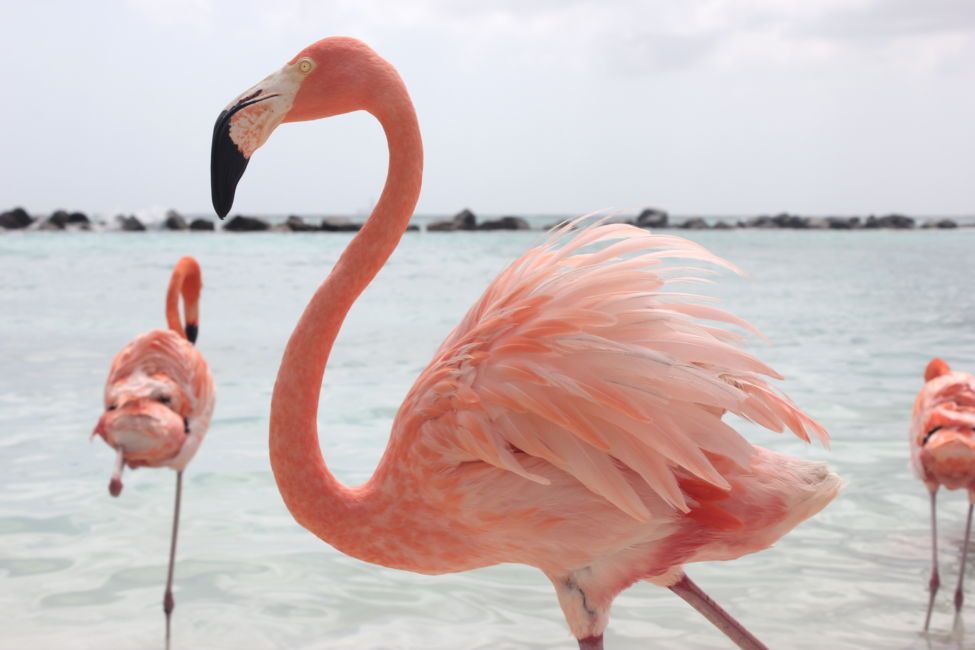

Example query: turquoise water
[2,228,975,649]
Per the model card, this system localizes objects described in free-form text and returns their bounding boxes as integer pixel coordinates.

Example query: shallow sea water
[2,228,975,649]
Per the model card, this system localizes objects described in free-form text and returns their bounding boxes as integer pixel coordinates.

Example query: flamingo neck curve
[166,256,202,343]
[268,64,423,553]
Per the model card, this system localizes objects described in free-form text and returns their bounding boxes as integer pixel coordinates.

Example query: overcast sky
[1,0,972,217]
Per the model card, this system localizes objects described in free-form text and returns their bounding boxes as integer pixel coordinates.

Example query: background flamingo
[911,358,975,630]
[210,37,840,649]
[92,256,215,646]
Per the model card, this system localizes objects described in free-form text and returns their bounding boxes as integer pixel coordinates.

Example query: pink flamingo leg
[109,446,125,497]
[163,471,183,648]
[578,635,603,649]
[954,503,973,620]
[925,489,940,631]
[669,573,769,650]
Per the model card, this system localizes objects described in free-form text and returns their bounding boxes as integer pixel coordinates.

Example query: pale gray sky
[1,0,972,216]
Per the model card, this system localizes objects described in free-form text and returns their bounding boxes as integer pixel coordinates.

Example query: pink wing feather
[400,220,828,521]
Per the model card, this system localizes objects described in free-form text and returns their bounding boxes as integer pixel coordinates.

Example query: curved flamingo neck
[166,257,202,343]
[269,66,422,551]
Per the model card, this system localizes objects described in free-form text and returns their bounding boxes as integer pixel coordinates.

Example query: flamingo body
[92,256,213,644]
[96,328,214,471]
[912,358,975,630]
[911,359,975,492]
[211,37,839,647]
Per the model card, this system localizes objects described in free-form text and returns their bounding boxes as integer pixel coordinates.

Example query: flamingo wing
[400,221,828,521]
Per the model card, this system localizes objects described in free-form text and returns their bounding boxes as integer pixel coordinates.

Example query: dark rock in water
[746,213,809,229]
[478,216,531,231]
[745,215,776,228]
[405,224,420,232]
[711,220,735,229]
[678,217,709,230]
[922,218,958,229]
[320,217,362,232]
[284,215,320,232]
[224,215,270,232]
[865,214,914,229]
[428,208,477,232]
[42,210,71,229]
[189,218,215,231]
[0,207,33,229]
[163,210,188,230]
[117,214,146,231]
[827,216,861,229]
[635,208,668,228]
[66,212,91,230]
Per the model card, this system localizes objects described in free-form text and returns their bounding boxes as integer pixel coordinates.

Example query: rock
[477,216,531,231]
[678,217,709,230]
[827,217,861,229]
[320,217,362,232]
[744,215,776,228]
[116,214,146,231]
[711,220,735,229]
[745,213,809,229]
[163,210,188,230]
[189,218,215,231]
[284,215,320,232]
[635,208,669,228]
[428,208,477,232]
[0,207,33,229]
[804,217,830,229]
[921,218,957,229]
[406,224,420,232]
[224,215,270,231]
[865,214,914,229]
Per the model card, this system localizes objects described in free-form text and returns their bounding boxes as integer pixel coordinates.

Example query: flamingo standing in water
[911,358,975,630]
[92,256,215,645]
[210,37,839,649]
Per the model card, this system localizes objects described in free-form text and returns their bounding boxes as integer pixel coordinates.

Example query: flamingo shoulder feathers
[396,220,829,521]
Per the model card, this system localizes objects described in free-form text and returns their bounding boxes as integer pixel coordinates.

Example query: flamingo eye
[297,58,314,74]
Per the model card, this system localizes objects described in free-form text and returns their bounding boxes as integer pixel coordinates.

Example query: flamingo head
[211,36,391,217]
[93,376,191,492]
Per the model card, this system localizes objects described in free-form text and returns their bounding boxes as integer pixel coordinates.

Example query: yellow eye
[298,58,314,74]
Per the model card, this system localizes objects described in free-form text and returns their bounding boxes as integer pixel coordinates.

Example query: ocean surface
[2,227,975,649]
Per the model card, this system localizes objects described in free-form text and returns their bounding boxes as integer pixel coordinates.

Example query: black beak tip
[210,108,250,220]
[185,323,199,344]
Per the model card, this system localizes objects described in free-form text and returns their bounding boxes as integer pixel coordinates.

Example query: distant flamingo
[210,37,839,649]
[92,256,215,645]
[911,358,975,630]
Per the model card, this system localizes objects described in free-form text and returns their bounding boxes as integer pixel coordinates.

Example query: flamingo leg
[577,635,603,649]
[925,489,940,631]
[164,471,183,649]
[669,573,768,650]
[954,503,973,620]
[109,446,125,497]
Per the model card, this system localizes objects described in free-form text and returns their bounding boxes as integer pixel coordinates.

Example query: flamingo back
[911,359,975,490]
[97,329,215,471]
[397,220,829,522]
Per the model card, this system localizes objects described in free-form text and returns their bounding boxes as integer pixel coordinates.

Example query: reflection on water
[2,229,975,648]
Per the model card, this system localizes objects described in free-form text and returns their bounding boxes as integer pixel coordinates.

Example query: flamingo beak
[210,94,273,218]
[211,65,303,218]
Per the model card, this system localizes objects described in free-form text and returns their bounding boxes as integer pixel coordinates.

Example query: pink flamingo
[210,37,840,649]
[92,256,215,645]
[911,358,975,630]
